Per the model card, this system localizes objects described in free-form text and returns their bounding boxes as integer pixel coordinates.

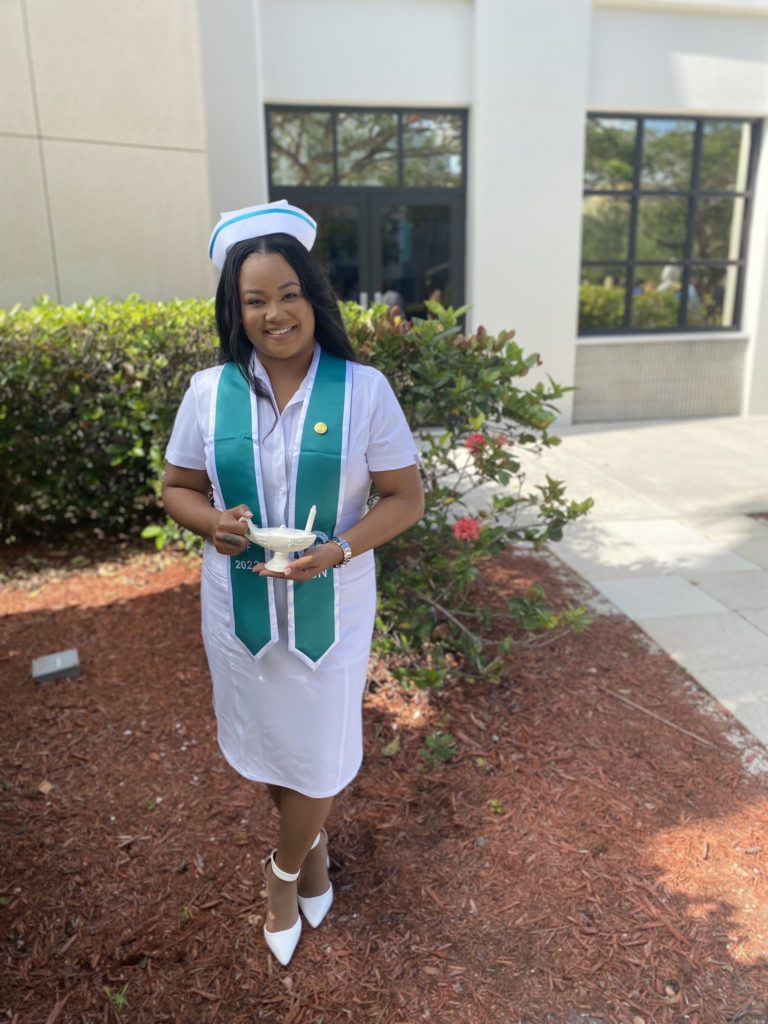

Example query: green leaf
[422,729,457,765]
[381,734,401,757]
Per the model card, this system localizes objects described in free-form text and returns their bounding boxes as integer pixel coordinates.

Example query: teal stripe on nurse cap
[208,200,317,269]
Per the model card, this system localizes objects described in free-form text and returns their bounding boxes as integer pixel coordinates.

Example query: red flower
[463,432,487,453]
[453,516,481,542]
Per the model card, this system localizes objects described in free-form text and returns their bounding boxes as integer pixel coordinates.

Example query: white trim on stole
[207,364,278,661]
[286,357,352,670]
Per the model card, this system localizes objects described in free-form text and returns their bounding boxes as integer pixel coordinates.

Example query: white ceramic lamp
[239,505,317,572]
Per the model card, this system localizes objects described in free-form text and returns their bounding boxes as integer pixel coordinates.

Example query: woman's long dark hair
[214,233,357,401]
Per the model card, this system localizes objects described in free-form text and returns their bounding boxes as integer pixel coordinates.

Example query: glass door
[300,197,370,303]
[267,107,467,312]
[279,193,464,314]
[371,196,463,318]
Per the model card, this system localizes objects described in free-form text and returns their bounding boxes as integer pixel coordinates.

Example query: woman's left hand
[251,542,343,580]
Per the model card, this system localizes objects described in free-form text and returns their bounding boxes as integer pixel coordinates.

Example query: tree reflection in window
[584,118,635,189]
[581,196,631,263]
[700,122,751,192]
[270,111,333,186]
[641,120,695,191]
[403,114,463,187]
[268,108,465,190]
[636,196,688,262]
[580,114,757,333]
[337,113,398,186]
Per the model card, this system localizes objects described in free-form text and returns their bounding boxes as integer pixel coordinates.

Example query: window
[267,107,466,190]
[265,107,467,316]
[579,115,760,333]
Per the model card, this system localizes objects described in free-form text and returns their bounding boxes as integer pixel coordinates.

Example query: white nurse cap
[208,200,317,270]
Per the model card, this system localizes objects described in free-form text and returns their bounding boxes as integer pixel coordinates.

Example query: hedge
[1,295,592,685]
[0,295,216,542]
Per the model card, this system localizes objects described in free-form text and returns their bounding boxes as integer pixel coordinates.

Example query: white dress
[165,344,418,798]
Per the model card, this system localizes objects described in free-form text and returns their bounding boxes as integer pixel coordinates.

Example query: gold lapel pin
[314,421,328,435]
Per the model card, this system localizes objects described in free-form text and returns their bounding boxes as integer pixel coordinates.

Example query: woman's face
[238,252,316,370]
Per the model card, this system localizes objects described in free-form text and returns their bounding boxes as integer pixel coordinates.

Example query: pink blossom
[453,516,481,542]
[463,432,487,453]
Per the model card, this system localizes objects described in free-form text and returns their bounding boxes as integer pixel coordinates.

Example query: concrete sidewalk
[529,416,768,746]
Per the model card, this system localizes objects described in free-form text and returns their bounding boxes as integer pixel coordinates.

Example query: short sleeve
[165,383,206,470]
[365,372,420,473]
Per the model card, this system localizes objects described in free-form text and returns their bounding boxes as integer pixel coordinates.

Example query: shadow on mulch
[1,549,768,1024]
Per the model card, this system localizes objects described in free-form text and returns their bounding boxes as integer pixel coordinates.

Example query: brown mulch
[2,546,768,1024]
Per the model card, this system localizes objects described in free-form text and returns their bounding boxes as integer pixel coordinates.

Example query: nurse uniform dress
[165,342,419,799]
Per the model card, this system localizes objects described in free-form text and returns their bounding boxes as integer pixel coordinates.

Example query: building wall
[4,0,768,420]
[468,0,591,425]
[574,335,749,420]
[259,0,473,106]
[581,4,768,419]
[242,0,589,424]
[590,7,768,114]
[0,0,213,306]
[743,110,768,414]
[197,0,268,230]
[0,0,57,303]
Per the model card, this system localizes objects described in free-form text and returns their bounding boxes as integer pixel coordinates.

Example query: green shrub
[0,295,216,542]
[344,301,592,687]
[579,284,684,330]
[630,290,680,329]
[578,283,625,329]
[1,295,592,684]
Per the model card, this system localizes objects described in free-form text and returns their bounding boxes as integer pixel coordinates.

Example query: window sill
[577,330,748,345]
[593,0,768,17]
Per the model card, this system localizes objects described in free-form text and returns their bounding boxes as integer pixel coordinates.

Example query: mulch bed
[2,545,768,1024]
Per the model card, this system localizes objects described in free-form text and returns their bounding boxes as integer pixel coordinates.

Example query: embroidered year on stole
[212,350,351,669]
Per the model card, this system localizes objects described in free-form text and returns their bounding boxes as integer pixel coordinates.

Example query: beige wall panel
[742,125,768,413]
[595,0,768,15]
[573,338,747,421]
[0,136,57,307]
[260,0,472,104]
[197,0,268,220]
[0,0,37,134]
[590,9,768,113]
[469,0,591,423]
[26,0,205,149]
[44,140,215,302]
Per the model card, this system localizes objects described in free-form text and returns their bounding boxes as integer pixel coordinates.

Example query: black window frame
[580,112,761,336]
[265,105,468,310]
[266,104,468,193]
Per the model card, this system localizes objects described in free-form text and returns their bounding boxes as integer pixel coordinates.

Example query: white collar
[248,342,321,407]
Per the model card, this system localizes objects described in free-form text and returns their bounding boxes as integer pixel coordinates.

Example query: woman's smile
[238,252,316,370]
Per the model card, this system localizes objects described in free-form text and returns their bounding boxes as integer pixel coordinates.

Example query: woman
[162,200,424,966]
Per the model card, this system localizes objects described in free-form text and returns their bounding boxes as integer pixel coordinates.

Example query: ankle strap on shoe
[310,826,329,851]
[270,852,300,883]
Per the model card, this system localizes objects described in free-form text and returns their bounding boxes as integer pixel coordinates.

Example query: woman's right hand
[211,504,253,555]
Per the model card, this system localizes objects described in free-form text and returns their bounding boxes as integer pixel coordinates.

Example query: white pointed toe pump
[297,828,334,929]
[263,852,302,967]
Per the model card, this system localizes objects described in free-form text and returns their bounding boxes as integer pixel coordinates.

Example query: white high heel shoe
[263,852,302,966]
[297,828,333,928]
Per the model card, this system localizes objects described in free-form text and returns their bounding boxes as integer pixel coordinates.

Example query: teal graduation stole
[213,361,276,660]
[213,350,350,668]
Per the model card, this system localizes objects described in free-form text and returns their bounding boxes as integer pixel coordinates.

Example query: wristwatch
[330,536,352,567]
